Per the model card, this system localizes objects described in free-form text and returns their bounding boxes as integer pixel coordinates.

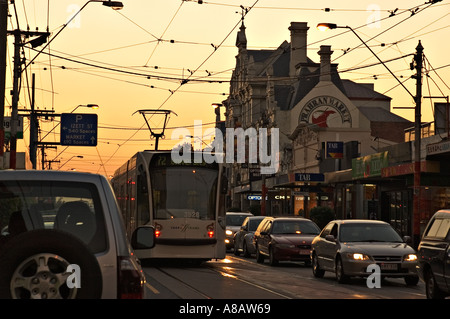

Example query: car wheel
[312,253,325,278]
[233,241,241,256]
[0,229,102,299]
[242,240,250,258]
[425,269,446,299]
[404,276,419,286]
[255,244,264,264]
[335,256,349,284]
[269,246,278,266]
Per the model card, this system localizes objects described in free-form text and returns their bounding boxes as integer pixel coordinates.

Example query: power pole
[9,30,21,169]
[412,40,423,248]
[0,0,8,169]
[7,29,49,169]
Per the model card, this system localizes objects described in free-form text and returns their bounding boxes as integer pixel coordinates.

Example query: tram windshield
[150,167,218,220]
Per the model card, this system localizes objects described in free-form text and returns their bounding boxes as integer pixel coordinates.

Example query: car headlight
[347,253,371,261]
[226,230,233,236]
[403,254,418,262]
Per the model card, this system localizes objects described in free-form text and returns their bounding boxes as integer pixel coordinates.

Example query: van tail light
[155,229,161,238]
[117,256,145,299]
[207,224,214,238]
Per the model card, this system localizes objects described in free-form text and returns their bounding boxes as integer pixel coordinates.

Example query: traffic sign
[60,113,98,146]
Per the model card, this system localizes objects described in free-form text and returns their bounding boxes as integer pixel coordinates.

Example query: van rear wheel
[0,229,102,299]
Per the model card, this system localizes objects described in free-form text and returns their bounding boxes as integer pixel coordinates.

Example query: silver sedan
[311,219,419,286]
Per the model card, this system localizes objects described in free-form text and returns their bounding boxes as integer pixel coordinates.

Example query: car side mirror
[402,235,411,244]
[325,234,335,242]
[131,226,156,250]
[241,225,248,231]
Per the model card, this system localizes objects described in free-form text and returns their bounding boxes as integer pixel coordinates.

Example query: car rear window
[425,218,450,240]
[0,181,107,253]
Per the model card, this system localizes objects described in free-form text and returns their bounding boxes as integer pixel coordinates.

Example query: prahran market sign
[299,96,352,128]
[352,151,389,179]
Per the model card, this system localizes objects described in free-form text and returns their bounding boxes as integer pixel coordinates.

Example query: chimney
[289,22,309,77]
[318,45,333,82]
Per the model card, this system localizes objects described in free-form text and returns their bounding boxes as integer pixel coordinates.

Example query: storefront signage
[352,151,388,179]
[247,195,262,201]
[294,173,325,182]
[326,141,344,159]
[299,96,352,128]
[427,140,450,156]
[381,161,440,177]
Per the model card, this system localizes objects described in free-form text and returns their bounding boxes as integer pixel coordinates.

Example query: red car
[253,217,320,266]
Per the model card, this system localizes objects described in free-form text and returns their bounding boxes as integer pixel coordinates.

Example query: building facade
[223,21,412,216]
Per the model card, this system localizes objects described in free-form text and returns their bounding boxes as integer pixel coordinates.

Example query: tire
[255,244,265,264]
[404,276,419,286]
[335,256,349,284]
[0,229,103,299]
[268,246,279,266]
[233,240,241,256]
[312,253,325,278]
[425,269,446,299]
[242,240,251,258]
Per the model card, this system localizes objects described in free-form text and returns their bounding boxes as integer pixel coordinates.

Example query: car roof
[262,216,311,221]
[332,219,389,225]
[432,209,450,219]
[0,170,105,183]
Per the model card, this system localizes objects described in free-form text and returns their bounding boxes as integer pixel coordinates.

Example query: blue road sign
[60,113,98,146]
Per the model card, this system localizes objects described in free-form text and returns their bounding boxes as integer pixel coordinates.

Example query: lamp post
[24,0,123,71]
[318,23,424,246]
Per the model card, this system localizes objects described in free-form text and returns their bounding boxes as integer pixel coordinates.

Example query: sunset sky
[4,0,450,176]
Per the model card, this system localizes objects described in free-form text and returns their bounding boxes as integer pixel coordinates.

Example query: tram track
[143,259,293,299]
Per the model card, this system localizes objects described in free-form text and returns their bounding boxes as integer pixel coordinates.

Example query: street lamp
[317,22,424,246]
[24,0,124,70]
[316,23,414,98]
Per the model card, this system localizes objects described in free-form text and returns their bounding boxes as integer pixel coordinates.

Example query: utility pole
[7,29,49,169]
[9,30,21,169]
[0,0,7,169]
[30,73,38,169]
[412,40,423,248]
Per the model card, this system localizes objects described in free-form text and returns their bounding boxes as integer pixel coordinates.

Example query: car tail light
[155,229,161,238]
[207,230,214,238]
[117,256,145,299]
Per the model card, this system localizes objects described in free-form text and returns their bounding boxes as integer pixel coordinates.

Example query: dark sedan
[253,217,321,266]
[233,216,265,257]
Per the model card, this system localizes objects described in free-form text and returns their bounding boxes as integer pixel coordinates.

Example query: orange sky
[4,0,449,176]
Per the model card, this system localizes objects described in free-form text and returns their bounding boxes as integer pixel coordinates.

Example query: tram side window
[137,165,150,225]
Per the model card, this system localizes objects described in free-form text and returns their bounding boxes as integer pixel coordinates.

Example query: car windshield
[248,218,264,231]
[272,220,320,235]
[226,214,250,226]
[339,223,403,243]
